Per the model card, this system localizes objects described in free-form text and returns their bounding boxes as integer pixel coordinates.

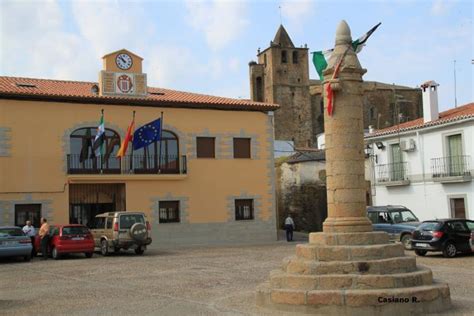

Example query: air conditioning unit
[400,139,416,152]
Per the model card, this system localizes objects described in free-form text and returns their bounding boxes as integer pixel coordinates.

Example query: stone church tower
[249,25,423,149]
[249,25,314,148]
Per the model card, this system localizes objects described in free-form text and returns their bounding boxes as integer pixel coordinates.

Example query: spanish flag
[117,115,135,158]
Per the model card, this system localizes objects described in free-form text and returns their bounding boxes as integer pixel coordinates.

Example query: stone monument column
[256,20,451,315]
[323,20,372,233]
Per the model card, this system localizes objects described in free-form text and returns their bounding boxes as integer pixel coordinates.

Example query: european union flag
[132,118,161,150]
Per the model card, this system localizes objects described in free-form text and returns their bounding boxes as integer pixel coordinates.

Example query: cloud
[0,0,94,80]
[185,0,249,51]
[280,0,316,26]
[70,1,153,57]
[431,0,455,16]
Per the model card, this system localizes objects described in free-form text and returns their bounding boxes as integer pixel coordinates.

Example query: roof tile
[0,76,279,111]
[367,102,474,138]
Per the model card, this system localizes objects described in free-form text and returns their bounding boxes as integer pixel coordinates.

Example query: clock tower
[98,49,147,97]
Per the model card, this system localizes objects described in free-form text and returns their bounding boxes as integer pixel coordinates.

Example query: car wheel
[51,247,60,260]
[443,242,457,258]
[135,247,144,255]
[415,249,427,256]
[24,255,31,262]
[401,234,412,250]
[100,240,109,256]
[85,252,93,258]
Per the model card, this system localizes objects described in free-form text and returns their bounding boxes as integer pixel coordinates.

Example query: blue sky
[1,0,472,111]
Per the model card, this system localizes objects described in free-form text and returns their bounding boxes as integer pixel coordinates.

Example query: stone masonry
[256,21,451,315]
[249,25,422,148]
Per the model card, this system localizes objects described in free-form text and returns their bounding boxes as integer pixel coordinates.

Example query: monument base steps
[257,231,451,314]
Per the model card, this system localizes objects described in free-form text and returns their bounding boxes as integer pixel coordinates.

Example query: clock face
[115,53,133,70]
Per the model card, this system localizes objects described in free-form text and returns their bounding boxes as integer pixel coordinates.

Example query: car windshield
[418,222,442,231]
[62,226,90,235]
[0,228,24,237]
[119,214,145,229]
[391,210,419,223]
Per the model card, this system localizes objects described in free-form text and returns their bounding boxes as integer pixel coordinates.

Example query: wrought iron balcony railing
[67,154,187,175]
[375,162,409,183]
[431,155,471,178]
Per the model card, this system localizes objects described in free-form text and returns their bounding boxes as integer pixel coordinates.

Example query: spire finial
[335,20,352,45]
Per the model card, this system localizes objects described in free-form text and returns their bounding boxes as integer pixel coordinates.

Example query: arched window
[133,130,179,174]
[256,76,263,102]
[281,50,287,63]
[69,127,121,173]
[292,51,298,64]
[369,107,375,120]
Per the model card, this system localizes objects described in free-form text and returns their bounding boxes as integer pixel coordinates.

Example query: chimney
[421,80,439,123]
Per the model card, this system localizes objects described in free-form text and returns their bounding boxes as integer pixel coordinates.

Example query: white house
[365,81,473,221]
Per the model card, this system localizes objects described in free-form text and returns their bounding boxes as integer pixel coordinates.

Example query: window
[369,107,375,120]
[119,214,145,229]
[196,137,215,158]
[62,226,90,235]
[233,138,251,158]
[367,212,378,224]
[235,199,254,220]
[15,204,41,228]
[90,217,105,229]
[447,221,469,232]
[281,50,287,63]
[69,127,121,172]
[447,134,463,176]
[133,130,179,173]
[106,217,113,229]
[159,201,180,223]
[255,77,263,102]
[292,51,298,64]
[390,143,404,181]
[264,54,267,67]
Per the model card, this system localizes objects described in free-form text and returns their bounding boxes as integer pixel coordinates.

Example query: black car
[367,205,420,250]
[411,219,474,258]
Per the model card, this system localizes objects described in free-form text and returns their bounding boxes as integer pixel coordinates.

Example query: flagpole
[158,111,164,174]
[129,111,136,173]
[100,109,104,174]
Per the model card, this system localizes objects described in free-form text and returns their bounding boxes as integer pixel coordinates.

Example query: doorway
[69,184,125,226]
[450,198,466,219]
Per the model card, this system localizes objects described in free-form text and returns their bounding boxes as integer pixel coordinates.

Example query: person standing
[38,218,50,260]
[22,220,36,256]
[284,214,295,242]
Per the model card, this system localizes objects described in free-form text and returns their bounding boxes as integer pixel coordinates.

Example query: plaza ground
[1,240,473,315]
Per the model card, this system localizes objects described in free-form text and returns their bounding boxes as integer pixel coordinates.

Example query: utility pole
[454,60,458,108]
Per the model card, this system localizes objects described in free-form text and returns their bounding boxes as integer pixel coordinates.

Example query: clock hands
[119,56,127,64]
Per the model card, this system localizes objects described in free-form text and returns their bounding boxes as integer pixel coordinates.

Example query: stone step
[295,243,404,261]
[283,255,417,275]
[270,266,433,291]
[256,281,451,315]
[310,231,390,246]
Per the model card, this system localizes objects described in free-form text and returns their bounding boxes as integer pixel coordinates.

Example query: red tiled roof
[367,102,474,138]
[0,76,279,111]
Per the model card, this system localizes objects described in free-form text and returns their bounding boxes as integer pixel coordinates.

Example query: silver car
[0,226,32,261]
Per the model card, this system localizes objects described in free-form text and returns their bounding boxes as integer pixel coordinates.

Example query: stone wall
[310,81,422,133]
[276,160,328,232]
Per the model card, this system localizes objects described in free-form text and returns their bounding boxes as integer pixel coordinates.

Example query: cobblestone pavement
[0,241,472,315]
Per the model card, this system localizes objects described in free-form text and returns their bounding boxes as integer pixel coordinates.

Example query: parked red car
[34,224,94,259]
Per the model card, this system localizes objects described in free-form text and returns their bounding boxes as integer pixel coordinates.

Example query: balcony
[431,155,471,183]
[375,162,410,186]
[67,154,187,175]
